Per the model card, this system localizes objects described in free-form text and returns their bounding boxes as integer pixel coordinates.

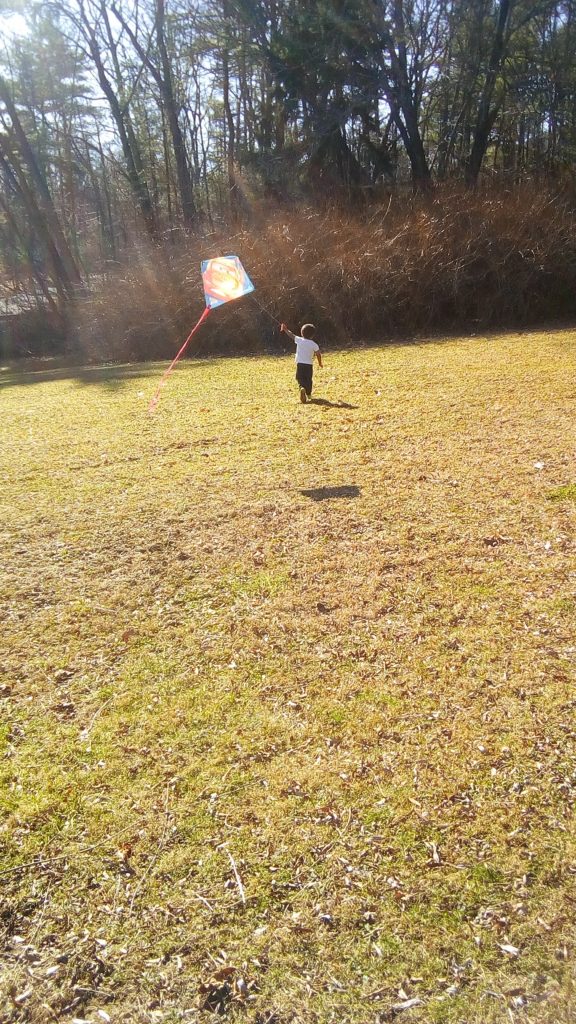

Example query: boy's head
[300,323,315,339]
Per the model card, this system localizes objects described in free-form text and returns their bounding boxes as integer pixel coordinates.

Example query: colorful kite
[202,255,254,309]
[149,255,255,412]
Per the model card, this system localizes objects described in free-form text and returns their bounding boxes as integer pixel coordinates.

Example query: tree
[376,0,440,188]
[0,71,83,296]
[109,0,198,229]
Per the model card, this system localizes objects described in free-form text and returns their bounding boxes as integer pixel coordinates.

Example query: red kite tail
[148,306,211,413]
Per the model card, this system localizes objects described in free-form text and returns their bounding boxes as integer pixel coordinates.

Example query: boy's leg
[296,363,312,402]
[297,364,313,397]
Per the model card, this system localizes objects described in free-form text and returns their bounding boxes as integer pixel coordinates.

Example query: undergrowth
[4,186,576,362]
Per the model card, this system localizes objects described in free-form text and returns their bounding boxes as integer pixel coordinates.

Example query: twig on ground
[223,847,246,905]
[128,783,172,912]
[80,695,115,740]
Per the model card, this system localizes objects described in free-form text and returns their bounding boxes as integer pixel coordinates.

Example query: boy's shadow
[308,398,358,409]
[301,485,361,501]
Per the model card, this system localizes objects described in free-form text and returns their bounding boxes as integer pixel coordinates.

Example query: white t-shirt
[294,336,319,364]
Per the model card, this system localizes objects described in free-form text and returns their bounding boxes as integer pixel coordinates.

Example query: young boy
[280,322,323,403]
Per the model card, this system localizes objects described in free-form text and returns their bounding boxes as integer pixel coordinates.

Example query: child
[280,322,323,403]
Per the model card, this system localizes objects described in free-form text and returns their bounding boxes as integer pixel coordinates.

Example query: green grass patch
[547,483,576,502]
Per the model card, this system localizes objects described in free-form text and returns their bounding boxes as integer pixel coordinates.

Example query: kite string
[148,305,211,413]
[251,293,283,328]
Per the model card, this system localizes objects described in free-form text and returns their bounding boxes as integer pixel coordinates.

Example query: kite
[149,255,255,412]
[202,255,254,309]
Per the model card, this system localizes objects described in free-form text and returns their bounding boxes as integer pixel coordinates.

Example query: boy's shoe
[299,387,307,403]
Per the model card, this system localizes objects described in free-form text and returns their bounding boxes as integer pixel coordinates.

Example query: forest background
[1,0,576,361]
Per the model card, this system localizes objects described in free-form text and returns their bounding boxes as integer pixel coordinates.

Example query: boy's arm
[280,323,296,342]
[316,349,323,367]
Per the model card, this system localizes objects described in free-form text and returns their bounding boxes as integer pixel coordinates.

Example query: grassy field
[1,328,575,1024]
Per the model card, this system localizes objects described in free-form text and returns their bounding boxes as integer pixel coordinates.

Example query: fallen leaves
[498,943,521,958]
[425,841,442,866]
[391,997,424,1013]
[198,962,255,1013]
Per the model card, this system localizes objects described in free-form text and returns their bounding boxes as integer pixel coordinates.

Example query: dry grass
[1,327,575,1024]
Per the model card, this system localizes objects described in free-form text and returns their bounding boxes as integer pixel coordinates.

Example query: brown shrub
[0,308,67,359]
[69,185,576,361]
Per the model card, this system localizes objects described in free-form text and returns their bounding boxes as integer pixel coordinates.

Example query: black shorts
[296,362,313,395]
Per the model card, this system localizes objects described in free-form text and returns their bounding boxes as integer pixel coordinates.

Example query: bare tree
[109,0,198,229]
[0,73,83,294]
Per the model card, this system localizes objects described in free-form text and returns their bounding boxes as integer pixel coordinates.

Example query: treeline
[1,0,576,351]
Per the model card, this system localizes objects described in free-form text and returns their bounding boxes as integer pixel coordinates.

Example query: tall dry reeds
[66,186,576,361]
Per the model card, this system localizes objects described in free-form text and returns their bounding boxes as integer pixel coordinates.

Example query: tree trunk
[222,0,238,216]
[0,142,71,307]
[87,33,158,237]
[109,0,197,230]
[465,0,512,187]
[380,1,432,190]
[0,190,60,313]
[0,74,83,290]
[80,5,159,240]
[154,0,197,228]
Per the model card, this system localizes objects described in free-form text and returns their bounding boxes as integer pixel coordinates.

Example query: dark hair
[300,323,315,339]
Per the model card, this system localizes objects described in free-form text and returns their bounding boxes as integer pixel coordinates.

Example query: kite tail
[148,306,211,413]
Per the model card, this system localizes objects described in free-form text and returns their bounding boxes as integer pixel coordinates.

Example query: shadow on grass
[0,359,214,391]
[301,485,361,501]
[308,397,358,409]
